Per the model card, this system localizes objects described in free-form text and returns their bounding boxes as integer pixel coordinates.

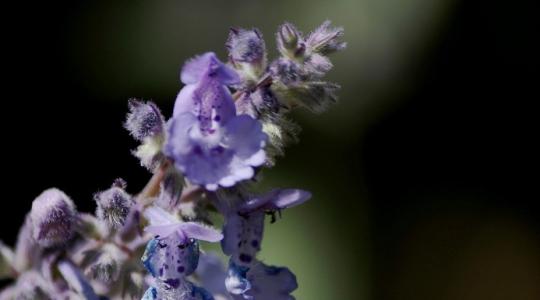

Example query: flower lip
[238,189,311,214]
[143,206,223,243]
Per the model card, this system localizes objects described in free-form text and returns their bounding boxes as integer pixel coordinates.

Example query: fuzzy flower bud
[85,243,126,283]
[227,28,266,68]
[125,100,167,171]
[227,27,267,84]
[95,179,134,230]
[125,99,165,141]
[30,188,77,248]
[277,22,305,58]
[305,20,346,55]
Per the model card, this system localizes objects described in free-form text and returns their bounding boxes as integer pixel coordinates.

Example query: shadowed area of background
[1,0,538,299]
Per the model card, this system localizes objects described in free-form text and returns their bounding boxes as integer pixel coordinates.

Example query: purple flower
[219,189,310,299]
[142,206,222,277]
[222,211,264,268]
[142,206,221,299]
[30,188,77,248]
[221,189,310,267]
[143,206,223,243]
[165,52,267,191]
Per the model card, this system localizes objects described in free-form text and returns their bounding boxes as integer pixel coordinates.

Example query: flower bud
[226,27,267,81]
[85,243,125,283]
[30,188,77,248]
[227,28,266,65]
[95,180,134,230]
[277,22,305,58]
[124,99,165,141]
[305,20,346,55]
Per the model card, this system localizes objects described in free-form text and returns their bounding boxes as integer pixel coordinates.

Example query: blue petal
[225,261,251,296]
[142,286,158,300]
[245,262,298,300]
[142,238,159,276]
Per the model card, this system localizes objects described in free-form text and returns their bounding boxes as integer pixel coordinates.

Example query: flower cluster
[0,21,344,300]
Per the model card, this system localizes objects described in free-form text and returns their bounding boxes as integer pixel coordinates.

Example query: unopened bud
[226,28,266,65]
[95,180,134,230]
[125,99,165,142]
[85,243,125,283]
[30,188,77,248]
[226,27,267,81]
[277,23,304,58]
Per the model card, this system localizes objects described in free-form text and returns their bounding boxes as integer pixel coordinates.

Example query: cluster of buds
[0,20,344,300]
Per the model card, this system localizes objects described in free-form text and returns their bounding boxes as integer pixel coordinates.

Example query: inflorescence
[0,21,345,300]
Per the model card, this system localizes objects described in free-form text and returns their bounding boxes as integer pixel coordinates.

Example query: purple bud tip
[95,184,134,230]
[112,178,127,189]
[277,22,305,58]
[226,27,266,64]
[125,99,165,141]
[30,188,77,248]
[279,23,299,48]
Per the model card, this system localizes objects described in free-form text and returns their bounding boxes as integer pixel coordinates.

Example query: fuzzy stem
[136,160,171,205]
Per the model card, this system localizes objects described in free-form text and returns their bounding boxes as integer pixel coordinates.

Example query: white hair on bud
[30,188,77,248]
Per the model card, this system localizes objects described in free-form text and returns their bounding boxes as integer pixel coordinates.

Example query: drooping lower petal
[166,113,266,190]
[243,262,297,300]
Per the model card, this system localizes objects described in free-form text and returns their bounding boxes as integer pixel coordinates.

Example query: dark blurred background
[1,0,538,299]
